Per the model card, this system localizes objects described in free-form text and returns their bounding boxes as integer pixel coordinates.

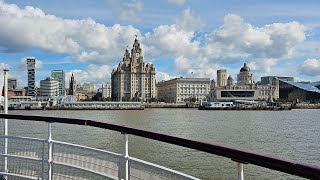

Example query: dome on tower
[240,63,250,72]
[227,75,233,80]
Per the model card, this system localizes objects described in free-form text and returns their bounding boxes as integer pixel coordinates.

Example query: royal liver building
[111,37,157,101]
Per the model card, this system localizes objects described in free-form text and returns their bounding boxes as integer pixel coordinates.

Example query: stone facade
[157,78,211,103]
[217,69,227,87]
[237,63,254,85]
[111,37,157,101]
[82,83,94,93]
[102,82,112,99]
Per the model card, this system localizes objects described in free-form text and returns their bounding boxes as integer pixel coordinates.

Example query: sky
[0,0,320,89]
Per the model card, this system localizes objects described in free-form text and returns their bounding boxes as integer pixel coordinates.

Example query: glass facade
[279,80,320,102]
[51,70,65,96]
[221,91,255,98]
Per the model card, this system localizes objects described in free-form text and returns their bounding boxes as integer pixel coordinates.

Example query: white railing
[0,123,199,180]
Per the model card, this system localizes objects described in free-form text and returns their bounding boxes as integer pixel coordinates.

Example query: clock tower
[111,36,157,102]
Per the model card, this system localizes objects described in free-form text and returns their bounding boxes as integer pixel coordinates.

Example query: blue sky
[0,0,320,89]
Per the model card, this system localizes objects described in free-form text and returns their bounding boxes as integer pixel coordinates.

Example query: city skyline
[0,0,320,89]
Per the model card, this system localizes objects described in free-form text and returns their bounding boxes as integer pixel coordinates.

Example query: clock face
[136,53,139,57]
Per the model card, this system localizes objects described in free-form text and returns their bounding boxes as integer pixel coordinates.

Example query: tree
[132,97,140,102]
[122,96,131,102]
[91,92,102,101]
[149,97,157,102]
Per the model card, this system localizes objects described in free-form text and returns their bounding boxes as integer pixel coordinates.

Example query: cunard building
[111,37,157,101]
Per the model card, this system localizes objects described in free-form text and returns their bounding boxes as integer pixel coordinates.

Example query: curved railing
[0,114,319,180]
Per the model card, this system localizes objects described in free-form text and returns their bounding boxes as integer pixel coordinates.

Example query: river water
[2,109,320,179]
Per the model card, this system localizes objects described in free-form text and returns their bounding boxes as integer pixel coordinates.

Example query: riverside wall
[292,103,320,109]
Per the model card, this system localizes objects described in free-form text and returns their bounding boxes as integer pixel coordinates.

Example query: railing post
[48,123,53,180]
[41,141,45,180]
[3,69,8,179]
[124,133,129,180]
[237,162,244,180]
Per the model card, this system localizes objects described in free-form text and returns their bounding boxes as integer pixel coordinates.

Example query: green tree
[91,92,102,101]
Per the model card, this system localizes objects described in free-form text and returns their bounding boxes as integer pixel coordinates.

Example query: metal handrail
[0,114,319,179]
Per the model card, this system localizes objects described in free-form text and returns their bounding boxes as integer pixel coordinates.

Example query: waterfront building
[237,63,254,85]
[51,70,65,96]
[27,58,36,96]
[68,73,77,96]
[279,80,320,102]
[208,63,279,101]
[40,77,59,96]
[8,78,17,90]
[82,83,94,93]
[111,37,157,101]
[76,92,88,101]
[157,78,211,103]
[62,101,143,110]
[102,82,112,99]
[210,79,216,89]
[261,76,294,85]
[217,69,227,87]
[7,89,26,98]
[227,75,234,86]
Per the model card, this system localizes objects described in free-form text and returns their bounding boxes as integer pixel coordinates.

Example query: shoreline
[6,105,320,110]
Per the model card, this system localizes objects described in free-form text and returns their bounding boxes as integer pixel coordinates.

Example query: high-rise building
[40,77,59,96]
[111,37,157,101]
[217,69,227,87]
[51,70,65,96]
[102,82,112,99]
[8,78,17,90]
[27,58,36,96]
[68,73,76,96]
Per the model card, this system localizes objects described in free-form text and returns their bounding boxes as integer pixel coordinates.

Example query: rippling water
[2,109,320,179]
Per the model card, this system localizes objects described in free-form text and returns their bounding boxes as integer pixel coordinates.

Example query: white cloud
[156,71,176,81]
[144,24,200,59]
[115,1,143,23]
[299,59,320,76]
[65,64,112,88]
[203,14,306,60]
[174,56,191,71]
[168,0,185,6]
[0,1,140,64]
[0,2,310,83]
[247,59,278,74]
[18,57,43,70]
[0,63,9,70]
[176,8,205,31]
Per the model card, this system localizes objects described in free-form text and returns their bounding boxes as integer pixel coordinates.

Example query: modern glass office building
[51,70,65,96]
[279,80,320,102]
